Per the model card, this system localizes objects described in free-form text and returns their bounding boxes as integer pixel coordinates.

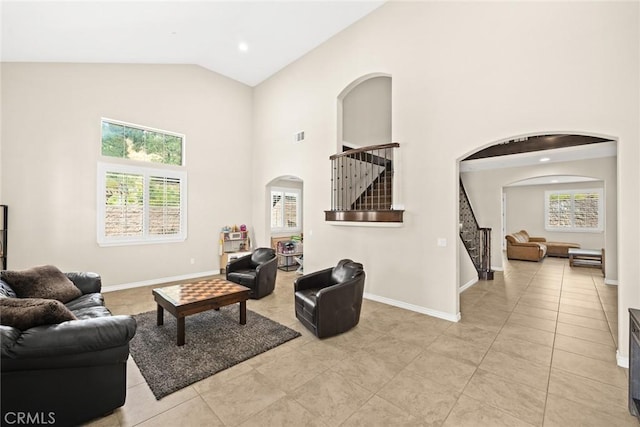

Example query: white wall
[251,1,639,354]
[461,156,617,281]
[0,63,253,287]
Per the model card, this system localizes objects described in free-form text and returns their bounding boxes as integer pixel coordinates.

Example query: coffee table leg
[240,301,246,325]
[177,317,185,346]
[157,305,164,325]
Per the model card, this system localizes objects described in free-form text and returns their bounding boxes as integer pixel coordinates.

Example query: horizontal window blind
[104,172,144,237]
[270,188,301,232]
[149,176,182,236]
[98,163,186,246]
[545,189,602,232]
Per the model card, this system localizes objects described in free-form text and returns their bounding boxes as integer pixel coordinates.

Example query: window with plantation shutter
[98,119,186,246]
[104,172,144,237]
[545,189,603,232]
[149,176,182,236]
[270,188,301,233]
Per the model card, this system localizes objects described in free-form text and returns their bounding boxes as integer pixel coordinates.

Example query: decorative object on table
[240,224,247,231]
[130,305,300,400]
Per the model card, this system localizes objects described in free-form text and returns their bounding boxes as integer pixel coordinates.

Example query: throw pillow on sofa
[1,265,82,303]
[0,297,77,330]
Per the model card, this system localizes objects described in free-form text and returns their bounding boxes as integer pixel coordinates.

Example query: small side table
[568,248,604,275]
[277,252,303,272]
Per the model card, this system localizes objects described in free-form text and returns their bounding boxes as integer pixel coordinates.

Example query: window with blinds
[98,118,186,246]
[545,189,603,232]
[271,188,301,232]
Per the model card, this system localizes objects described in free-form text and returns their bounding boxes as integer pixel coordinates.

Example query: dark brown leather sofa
[294,259,365,338]
[226,248,278,299]
[0,272,136,426]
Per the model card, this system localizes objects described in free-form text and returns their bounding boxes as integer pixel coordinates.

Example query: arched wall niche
[337,73,391,151]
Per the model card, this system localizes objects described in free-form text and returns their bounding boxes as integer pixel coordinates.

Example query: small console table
[568,248,604,275]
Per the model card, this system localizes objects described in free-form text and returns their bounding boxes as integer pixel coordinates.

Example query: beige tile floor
[89,257,637,426]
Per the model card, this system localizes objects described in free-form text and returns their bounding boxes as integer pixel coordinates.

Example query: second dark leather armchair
[294,259,365,338]
[226,248,277,299]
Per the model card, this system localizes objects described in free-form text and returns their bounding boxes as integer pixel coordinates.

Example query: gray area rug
[130,305,301,400]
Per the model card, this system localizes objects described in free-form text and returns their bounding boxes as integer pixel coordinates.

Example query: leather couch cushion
[227,270,257,286]
[65,293,104,311]
[331,260,363,284]
[295,288,318,324]
[250,248,275,266]
[0,297,77,331]
[1,265,82,303]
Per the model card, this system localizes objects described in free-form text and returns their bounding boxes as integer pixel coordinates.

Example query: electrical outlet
[437,238,447,247]
[190,258,195,265]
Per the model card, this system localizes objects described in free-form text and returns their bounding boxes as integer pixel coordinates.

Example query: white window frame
[270,187,301,233]
[97,162,187,246]
[544,188,603,233]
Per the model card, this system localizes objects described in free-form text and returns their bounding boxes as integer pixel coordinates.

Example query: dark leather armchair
[294,259,365,338]
[226,248,277,299]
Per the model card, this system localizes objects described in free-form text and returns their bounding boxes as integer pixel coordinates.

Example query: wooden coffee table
[568,248,605,275]
[152,278,250,346]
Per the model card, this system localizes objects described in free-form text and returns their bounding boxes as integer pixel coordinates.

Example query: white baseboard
[459,278,478,293]
[617,349,629,368]
[102,270,220,292]
[605,278,619,285]
[491,265,504,272]
[363,292,460,322]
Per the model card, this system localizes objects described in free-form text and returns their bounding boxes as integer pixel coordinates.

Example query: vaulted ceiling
[1,1,385,87]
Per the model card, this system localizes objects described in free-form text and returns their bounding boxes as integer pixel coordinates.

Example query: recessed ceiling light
[551,179,559,183]
[238,42,249,52]
[539,157,550,162]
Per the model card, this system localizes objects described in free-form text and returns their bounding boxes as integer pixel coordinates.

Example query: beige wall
[342,75,391,147]
[251,0,639,354]
[0,63,253,286]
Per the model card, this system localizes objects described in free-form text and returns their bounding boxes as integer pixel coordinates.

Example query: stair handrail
[329,142,400,160]
[459,179,494,280]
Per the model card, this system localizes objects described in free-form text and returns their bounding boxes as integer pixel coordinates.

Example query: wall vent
[294,131,305,143]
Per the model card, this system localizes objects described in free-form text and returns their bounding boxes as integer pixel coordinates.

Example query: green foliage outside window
[101,120,183,166]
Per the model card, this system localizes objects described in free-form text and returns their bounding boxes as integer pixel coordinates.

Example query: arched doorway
[456,133,618,308]
[263,175,304,261]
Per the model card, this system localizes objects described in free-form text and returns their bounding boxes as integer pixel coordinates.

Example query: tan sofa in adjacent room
[505,230,580,262]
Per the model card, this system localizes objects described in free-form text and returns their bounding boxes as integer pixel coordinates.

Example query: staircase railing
[459,180,494,280]
[325,143,403,223]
